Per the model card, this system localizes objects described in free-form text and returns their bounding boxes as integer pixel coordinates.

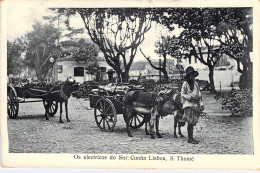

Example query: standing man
[181,66,204,144]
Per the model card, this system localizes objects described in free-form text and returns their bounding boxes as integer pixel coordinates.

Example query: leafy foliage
[215,8,253,89]
[214,88,252,116]
[24,22,61,80]
[215,8,252,59]
[7,39,25,75]
[73,80,98,98]
[140,35,182,83]
[44,7,252,89]
[60,38,99,74]
[43,10,84,41]
[160,8,225,93]
[55,8,154,82]
[72,40,99,60]
[155,8,252,90]
[139,79,156,92]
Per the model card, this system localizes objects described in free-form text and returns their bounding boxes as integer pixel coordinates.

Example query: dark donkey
[43,80,79,123]
[173,105,186,138]
[157,90,186,138]
[123,89,183,139]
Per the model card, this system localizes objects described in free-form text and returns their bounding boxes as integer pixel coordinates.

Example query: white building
[129,59,178,81]
[181,53,240,89]
[53,52,113,83]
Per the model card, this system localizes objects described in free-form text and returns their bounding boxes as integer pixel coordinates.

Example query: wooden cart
[88,87,145,132]
[7,85,58,119]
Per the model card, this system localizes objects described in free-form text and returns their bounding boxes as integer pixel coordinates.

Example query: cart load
[88,83,145,132]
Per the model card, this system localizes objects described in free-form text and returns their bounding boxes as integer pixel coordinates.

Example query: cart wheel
[128,111,145,129]
[94,98,117,132]
[43,100,58,116]
[7,86,19,119]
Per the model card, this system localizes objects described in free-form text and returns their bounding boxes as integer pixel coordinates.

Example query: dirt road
[7,92,253,154]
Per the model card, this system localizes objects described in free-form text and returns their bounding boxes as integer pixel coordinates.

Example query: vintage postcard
[1,0,260,170]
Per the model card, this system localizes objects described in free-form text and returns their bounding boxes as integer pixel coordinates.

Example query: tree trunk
[239,70,247,90]
[239,59,252,89]
[247,61,253,89]
[122,61,132,83]
[209,66,216,93]
[115,69,122,83]
[121,72,129,83]
[36,66,44,80]
[161,68,169,83]
[35,51,41,80]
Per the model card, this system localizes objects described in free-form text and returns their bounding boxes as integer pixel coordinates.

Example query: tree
[71,8,153,82]
[215,8,252,89]
[7,39,25,75]
[179,28,223,93]
[24,22,61,80]
[60,38,100,75]
[157,8,224,93]
[140,35,181,83]
[43,9,85,46]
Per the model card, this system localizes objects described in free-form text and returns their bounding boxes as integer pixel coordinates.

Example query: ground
[7,91,253,154]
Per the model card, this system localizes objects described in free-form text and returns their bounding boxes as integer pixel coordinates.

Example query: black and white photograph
[1,0,260,170]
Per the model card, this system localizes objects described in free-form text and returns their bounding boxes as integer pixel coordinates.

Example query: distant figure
[67,77,74,82]
[181,66,204,144]
[107,69,115,83]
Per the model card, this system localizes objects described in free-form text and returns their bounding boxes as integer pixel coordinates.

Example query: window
[74,67,84,77]
[99,67,106,72]
[57,65,63,73]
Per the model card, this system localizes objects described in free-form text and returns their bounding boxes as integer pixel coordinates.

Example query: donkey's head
[62,80,80,96]
[158,89,183,116]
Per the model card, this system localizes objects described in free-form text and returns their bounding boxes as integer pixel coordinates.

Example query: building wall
[54,53,241,88]
[182,54,240,89]
[196,69,240,89]
[128,55,241,88]
[54,61,87,83]
[53,59,114,83]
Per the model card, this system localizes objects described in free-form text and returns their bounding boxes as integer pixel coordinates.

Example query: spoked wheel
[129,111,145,129]
[94,98,117,132]
[7,86,19,119]
[43,100,58,116]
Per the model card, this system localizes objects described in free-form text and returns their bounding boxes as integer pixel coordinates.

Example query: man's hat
[185,66,199,79]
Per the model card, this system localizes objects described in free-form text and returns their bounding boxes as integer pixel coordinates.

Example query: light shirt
[181,81,203,109]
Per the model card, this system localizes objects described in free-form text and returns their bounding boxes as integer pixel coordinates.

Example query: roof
[56,55,76,61]
[56,55,104,62]
[97,56,105,61]
[130,61,147,70]
[130,59,175,71]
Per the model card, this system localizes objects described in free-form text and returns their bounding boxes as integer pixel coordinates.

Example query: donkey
[123,89,183,139]
[158,90,186,138]
[43,80,79,123]
[173,108,186,138]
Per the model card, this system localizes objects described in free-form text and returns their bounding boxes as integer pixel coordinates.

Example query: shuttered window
[57,65,63,73]
[74,67,84,77]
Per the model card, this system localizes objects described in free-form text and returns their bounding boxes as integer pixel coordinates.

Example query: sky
[7,7,51,41]
[7,7,182,62]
